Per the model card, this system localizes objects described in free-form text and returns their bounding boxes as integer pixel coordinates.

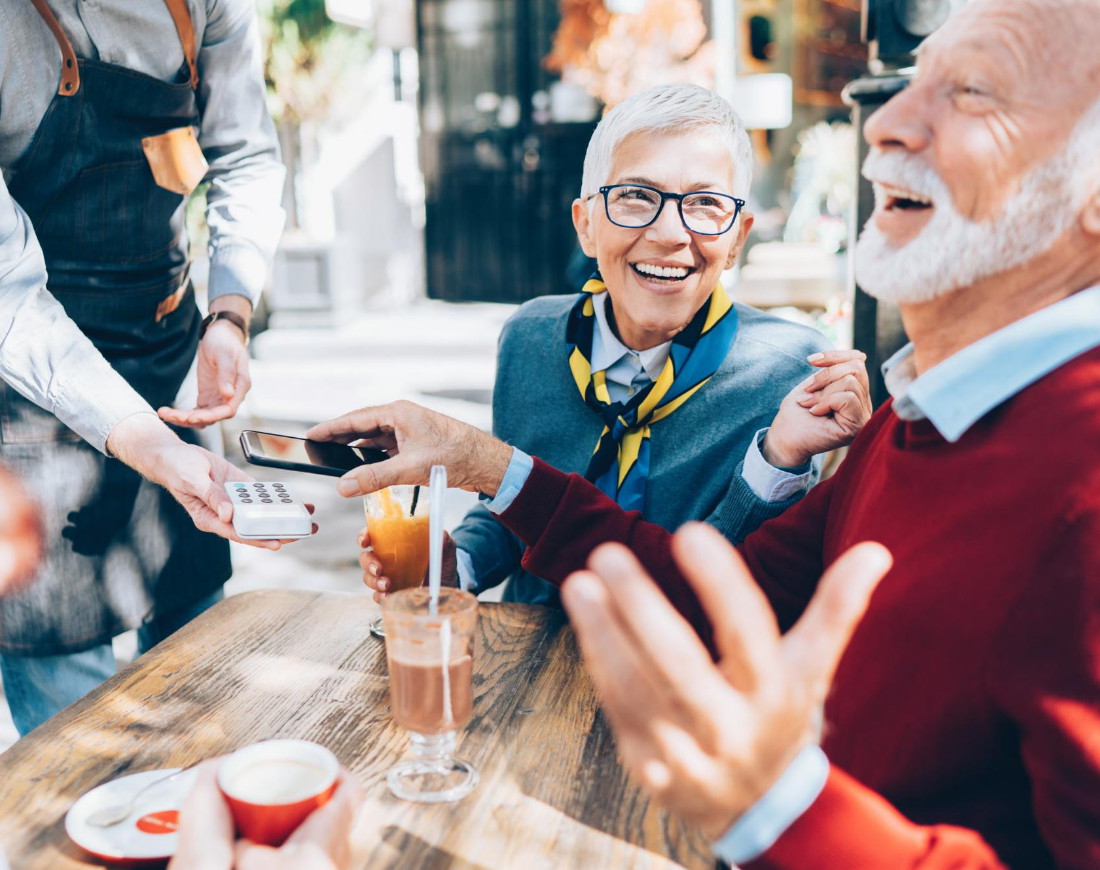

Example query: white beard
[854,148,1080,305]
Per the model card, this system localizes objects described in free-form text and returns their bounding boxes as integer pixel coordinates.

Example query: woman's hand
[762,350,873,469]
[358,528,459,603]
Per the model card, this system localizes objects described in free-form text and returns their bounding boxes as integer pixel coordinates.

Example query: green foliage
[258,0,374,125]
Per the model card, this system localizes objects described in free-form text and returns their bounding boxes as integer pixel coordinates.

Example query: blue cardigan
[452,294,830,606]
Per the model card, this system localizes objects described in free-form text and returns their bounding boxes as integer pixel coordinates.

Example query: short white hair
[579,84,754,200]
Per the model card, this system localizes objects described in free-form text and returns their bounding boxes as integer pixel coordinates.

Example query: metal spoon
[85,763,197,828]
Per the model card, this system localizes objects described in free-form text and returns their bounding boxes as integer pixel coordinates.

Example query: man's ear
[1080,187,1100,237]
[724,212,755,270]
[572,198,598,258]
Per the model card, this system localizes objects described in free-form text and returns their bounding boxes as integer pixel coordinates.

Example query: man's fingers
[783,542,892,698]
[337,454,426,497]
[671,523,781,691]
[562,569,667,734]
[307,407,393,444]
[586,544,720,688]
[582,545,743,744]
[351,433,399,453]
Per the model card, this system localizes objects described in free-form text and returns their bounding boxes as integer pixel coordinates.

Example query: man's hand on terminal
[107,413,313,550]
[307,401,513,498]
[763,350,873,469]
[159,296,252,429]
[561,523,891,840]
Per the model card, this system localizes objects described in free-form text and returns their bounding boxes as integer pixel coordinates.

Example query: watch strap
[199,311,249,346]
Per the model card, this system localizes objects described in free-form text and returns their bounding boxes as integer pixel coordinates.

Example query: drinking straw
[410,485,421,516]
[428,465,447,615]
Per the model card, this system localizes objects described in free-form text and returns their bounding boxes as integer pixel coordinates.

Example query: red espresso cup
[216,739,339,846]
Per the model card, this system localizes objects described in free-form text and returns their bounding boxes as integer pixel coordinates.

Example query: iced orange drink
[364,487,430,592]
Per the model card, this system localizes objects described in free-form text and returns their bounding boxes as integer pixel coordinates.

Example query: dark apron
[0,0,230,656]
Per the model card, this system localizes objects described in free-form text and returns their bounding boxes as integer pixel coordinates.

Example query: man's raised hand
[561,523,891,839]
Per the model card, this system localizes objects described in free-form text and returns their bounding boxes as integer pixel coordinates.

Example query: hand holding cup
[169,743,363,870]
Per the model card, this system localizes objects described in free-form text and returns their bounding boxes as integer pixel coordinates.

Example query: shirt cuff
[455,548,478,594]
[712,745,830,866]
[742,429,813,503]
[483,448,534,515]
[207,243,268,308]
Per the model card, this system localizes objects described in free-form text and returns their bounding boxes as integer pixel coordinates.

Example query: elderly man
[309,0,1100,866]
[355,84,870,609]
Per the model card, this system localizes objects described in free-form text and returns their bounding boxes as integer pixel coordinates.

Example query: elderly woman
[357,84,868,605]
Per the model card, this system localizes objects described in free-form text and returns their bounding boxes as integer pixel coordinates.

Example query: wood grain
[0,590,713,869]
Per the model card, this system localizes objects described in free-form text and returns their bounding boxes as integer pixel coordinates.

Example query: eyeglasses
[592,184,746,236]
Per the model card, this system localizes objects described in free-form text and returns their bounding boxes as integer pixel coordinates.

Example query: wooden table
[0,590,713,869]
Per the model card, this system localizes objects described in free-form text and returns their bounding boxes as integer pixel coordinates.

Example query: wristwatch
[199,311,249,346]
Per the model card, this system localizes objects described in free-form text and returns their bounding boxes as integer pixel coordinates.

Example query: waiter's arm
[159,0,285,429]
[0,176,152,452]
[0,177,280,549]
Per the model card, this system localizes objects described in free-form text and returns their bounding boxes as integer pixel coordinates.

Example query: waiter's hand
[307,401,513,498]
[159,295,252,429]
[762,350,872,469]
[0,463,44,596]
[107,413,314,550]
[169,761,365,870]
[561,524,891,839]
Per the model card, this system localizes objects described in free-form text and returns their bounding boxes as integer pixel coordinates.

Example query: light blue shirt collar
[883,284,1100,442]
[590,292,670,382]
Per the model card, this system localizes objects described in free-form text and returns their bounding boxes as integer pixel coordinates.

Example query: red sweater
[498,346,1100,869]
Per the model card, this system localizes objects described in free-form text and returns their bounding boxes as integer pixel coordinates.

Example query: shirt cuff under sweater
[743,765,966,870]
[482,448,534,515]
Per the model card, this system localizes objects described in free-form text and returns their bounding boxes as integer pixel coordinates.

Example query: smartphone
[239,430,389,477]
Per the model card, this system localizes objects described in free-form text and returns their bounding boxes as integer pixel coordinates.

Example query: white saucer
[65,767,197,863]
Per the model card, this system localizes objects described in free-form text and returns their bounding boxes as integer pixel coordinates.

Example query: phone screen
[242,431,384,474]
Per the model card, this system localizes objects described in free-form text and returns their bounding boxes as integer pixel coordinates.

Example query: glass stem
[408,731,456,767]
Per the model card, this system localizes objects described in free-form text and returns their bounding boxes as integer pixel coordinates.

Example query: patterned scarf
[566,274,739,512]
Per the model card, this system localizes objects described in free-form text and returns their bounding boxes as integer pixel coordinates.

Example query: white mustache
[861,149,948,206]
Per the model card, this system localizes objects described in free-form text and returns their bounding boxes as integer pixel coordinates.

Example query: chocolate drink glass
[364,486,430,638]
[382,586,479,802]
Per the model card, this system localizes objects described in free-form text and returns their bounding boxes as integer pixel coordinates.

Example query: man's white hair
[579,84,754,200]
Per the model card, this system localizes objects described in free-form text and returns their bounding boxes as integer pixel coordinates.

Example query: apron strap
[161,0,200,90]
[27,0,80,97]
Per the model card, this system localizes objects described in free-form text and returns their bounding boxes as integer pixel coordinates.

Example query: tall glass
[382,587,479,802]
[364,486,430,637]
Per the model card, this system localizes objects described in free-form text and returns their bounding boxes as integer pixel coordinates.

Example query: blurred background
[232,0,874,336]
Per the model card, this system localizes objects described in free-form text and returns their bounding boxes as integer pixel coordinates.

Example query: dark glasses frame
[592,183,747,236]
